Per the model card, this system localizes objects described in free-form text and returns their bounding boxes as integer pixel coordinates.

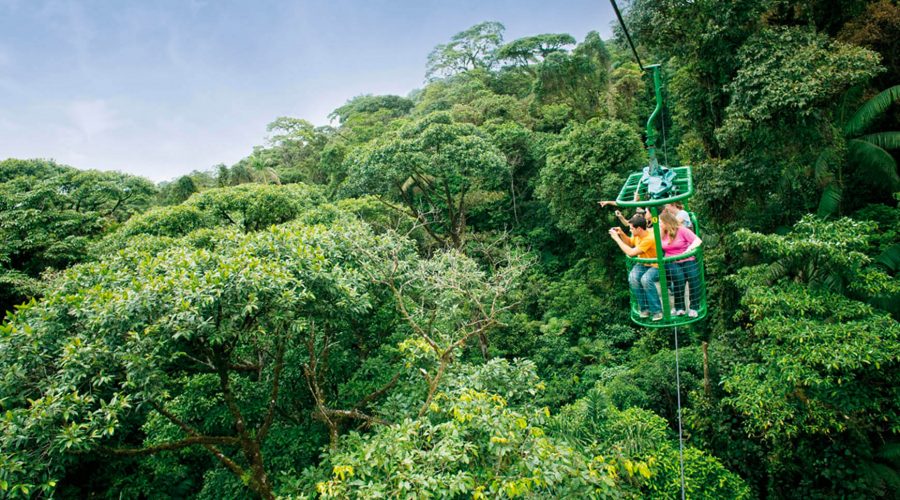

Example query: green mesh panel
[624,245,707,328]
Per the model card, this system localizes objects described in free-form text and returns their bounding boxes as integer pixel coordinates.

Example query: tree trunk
[702,341,711,396]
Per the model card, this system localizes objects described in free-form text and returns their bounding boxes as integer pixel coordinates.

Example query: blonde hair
[660,211,681,241]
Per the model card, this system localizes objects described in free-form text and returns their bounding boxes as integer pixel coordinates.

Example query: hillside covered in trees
[2,1,900,498]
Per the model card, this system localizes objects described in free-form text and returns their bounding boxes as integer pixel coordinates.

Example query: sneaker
[688,309,698,318]
[673,309,686,316]
[651,313,663,321]
[639,311,651,318]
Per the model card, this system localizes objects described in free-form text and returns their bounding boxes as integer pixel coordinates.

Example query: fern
[875,244,900,274]
[817,183,842,218]
[813,148,836,186]
[844,85,900,137]
[861,131,900,151]
[847,139,900,189]
[548,388,615,449]
[817,268,845,294]
[763,257,792,284]
[877,442,900,463]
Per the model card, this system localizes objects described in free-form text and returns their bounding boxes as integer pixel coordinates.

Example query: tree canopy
[2,6,900,498]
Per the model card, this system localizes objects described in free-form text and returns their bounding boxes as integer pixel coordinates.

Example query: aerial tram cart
[614,62,707,329]
[603,0,708,329]
[607,2,706,497]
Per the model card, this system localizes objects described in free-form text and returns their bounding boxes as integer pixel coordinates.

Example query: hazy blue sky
[0,0,616,182]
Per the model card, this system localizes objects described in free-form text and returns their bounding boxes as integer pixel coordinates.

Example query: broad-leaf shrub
[537,118,644,242]
[0,220,393,498]
[187,183,326,232]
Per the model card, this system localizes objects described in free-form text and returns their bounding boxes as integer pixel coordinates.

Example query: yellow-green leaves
[0,218,393,497]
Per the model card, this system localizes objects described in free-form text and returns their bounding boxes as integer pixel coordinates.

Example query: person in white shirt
[665,201,692,229]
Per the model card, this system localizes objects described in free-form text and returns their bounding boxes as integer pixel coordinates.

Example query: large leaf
[813,148,838,186]
[860,463,900,498]
[817,183,842,218]
[860,131,900,151]
[878,442,900,463]
[844,85,900,136]
[847,139,900,189]
[875,244,900,273]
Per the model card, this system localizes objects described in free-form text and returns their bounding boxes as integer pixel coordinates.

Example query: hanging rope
[674,325,686,500]
[608,0,644,70]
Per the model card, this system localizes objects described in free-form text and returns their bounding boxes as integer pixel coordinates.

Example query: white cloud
[66,99,119,140]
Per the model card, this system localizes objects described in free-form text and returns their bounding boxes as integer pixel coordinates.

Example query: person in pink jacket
[659,211,703,317]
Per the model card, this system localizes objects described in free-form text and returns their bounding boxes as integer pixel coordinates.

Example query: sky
[0,0,616,182]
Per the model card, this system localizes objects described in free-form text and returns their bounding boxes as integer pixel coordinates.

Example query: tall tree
[496,33,576,69]
[343,112,508,250]
[722,215,900,497]
[0,160,156,313]
[160,175,198,205]
[264,117,332,184]
[329,95,414,125]
[187,184,325,232]
[533,32,611,121]
[536,118,645,244]
[425,22,505,81]
[0,220,394,498]
[711,26,882,228]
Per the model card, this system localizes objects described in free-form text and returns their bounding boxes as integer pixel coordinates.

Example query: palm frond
[877,442,900,463]
[847,139,900,190]
[875,244,900,274]
[844,85,900,137]
[818,269,845,294]
[861,463,900,496]
[860,131,900,151]
[264,167,281,185]
[817,183,842,218]
[764,256,798,285]
[813,149,835,186]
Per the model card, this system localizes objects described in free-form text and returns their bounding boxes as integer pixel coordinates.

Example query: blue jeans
[665,259,702,311]
[628,265,660,314]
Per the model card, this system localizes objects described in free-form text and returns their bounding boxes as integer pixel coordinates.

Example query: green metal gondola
[606,4,701,497]
[610,63,708,329]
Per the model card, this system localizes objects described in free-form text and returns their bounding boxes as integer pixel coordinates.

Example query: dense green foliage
[2,2,900,498]
[537,118,644,241]
[0,159,156,313]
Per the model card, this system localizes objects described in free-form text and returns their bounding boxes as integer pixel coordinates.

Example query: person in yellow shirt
[609,214,661,320]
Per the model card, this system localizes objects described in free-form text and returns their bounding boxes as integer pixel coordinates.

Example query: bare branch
[149,401,247,482]
[418,359,448,418]
[103,436,240,457]
[229,362,262,372]
[258,336,286,443]
[353,371,402,410]
[390,182,449,248]
[303,321,339,447]
[151,402,201,437]
[318,408,391,427]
